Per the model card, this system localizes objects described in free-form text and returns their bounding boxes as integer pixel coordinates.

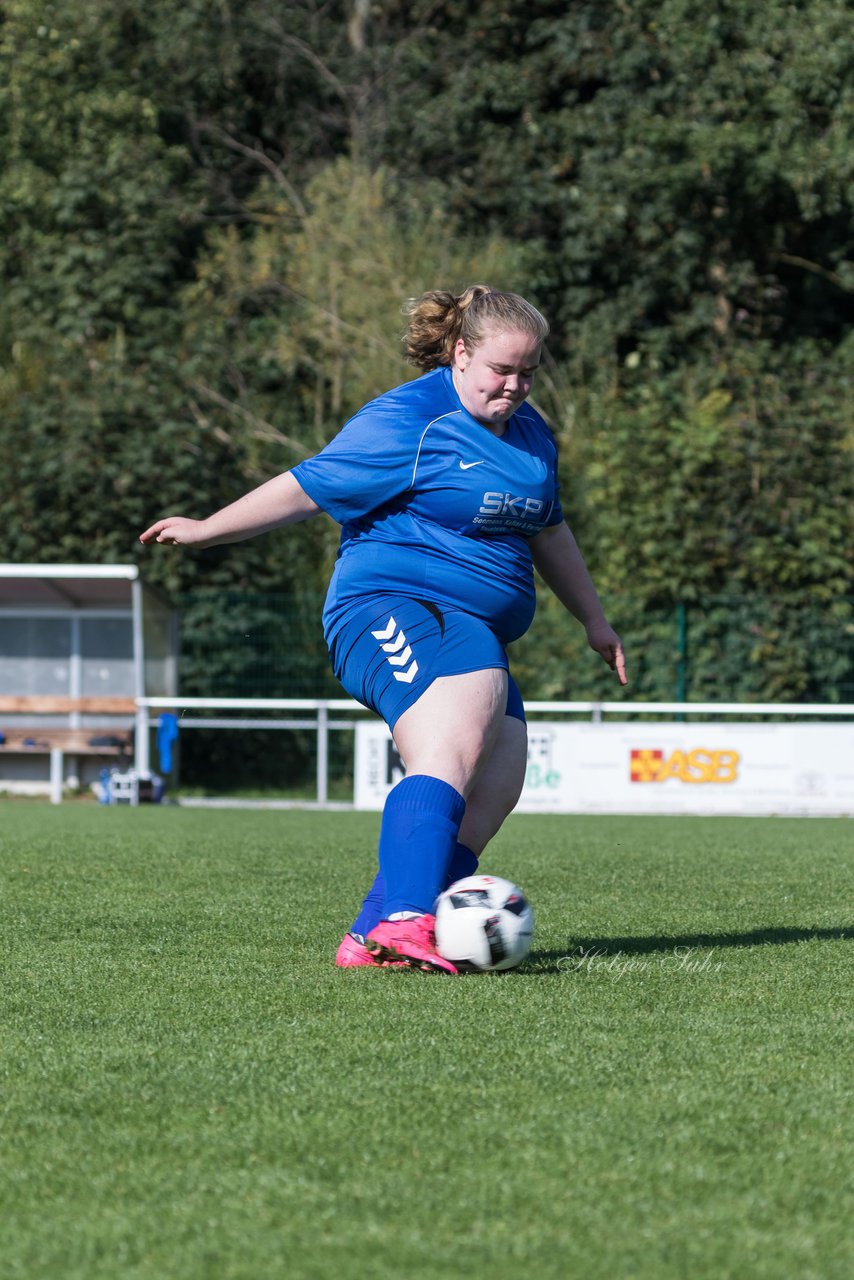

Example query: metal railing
[134,696,854,808]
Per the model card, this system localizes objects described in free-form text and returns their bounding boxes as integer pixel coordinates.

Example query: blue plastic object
[157,713,179,774]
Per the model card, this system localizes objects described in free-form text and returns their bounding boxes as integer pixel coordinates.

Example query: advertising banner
[354,720,854,817]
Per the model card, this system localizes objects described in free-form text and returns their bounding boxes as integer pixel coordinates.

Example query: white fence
[135,697,854,816]
[136,697,369,807]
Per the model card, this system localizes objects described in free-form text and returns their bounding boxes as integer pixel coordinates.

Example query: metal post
[316,703,329,805]
[676,602,687,721]
[131,578,147,774]
[50,748,63,804]
[135,703,151,776]
[69,615,82,725]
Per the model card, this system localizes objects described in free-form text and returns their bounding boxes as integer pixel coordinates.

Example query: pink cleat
[366,914,460,974]
[335,932,406,969]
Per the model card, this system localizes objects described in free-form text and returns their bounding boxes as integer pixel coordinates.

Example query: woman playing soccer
[140,285,627,973]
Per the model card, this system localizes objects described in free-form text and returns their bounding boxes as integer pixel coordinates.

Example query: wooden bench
[0,696,136,802]
[0,695,137,716]
[0,727,133,754]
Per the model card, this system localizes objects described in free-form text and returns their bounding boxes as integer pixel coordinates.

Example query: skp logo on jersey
[478,492,545,518]
[630,748,741,784]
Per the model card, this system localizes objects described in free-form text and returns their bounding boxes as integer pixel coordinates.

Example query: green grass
[1,803,853,1280]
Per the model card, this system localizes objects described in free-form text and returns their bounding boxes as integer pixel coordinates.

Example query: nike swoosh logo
[459,460,485,470]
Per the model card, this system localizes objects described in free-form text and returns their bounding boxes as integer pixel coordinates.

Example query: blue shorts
[327,596,526,731]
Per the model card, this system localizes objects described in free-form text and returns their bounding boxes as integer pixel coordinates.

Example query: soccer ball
[434,874,534,972]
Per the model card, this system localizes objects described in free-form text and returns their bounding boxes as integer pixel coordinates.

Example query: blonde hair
[404,285,549,371]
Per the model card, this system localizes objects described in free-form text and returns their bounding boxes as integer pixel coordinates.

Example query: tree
[178,155,539,516]
[2,0,851,718]
[533,335,854,701]
[376,0,854,364]
[0,2,199,348]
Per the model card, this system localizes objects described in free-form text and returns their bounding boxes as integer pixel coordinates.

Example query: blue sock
[447,842,479,883]
[378,774,466,918]
[349,870,385,941]
[348,841,479,940]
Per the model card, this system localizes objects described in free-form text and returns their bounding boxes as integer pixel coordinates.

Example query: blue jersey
[291,366,564,647]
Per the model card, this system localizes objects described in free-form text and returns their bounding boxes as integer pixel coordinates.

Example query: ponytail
[404,285,549,371]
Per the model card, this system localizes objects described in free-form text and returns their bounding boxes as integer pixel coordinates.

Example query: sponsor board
[353,721,854,816]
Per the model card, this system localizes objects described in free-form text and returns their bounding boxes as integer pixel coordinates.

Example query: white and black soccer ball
[434,874,534,972]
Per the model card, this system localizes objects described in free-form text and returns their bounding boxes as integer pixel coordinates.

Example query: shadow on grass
[529,924,854,973]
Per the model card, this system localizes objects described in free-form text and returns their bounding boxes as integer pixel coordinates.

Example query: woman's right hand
[139,517,212,547]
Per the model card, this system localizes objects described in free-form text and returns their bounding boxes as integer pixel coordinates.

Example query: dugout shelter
[0,564,177,798]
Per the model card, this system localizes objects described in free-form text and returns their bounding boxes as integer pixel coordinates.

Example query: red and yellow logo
[630,748,740,784]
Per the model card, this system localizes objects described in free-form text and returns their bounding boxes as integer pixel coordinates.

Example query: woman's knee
[392,668,509,794]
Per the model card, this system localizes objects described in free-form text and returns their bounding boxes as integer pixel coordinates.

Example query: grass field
[1,801,853,1280]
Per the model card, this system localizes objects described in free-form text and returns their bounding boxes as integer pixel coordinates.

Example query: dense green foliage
[1,0,852,708]
[3,803,854,1278]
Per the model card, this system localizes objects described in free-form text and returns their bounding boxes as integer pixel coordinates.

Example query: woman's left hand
[586,618,627,685]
